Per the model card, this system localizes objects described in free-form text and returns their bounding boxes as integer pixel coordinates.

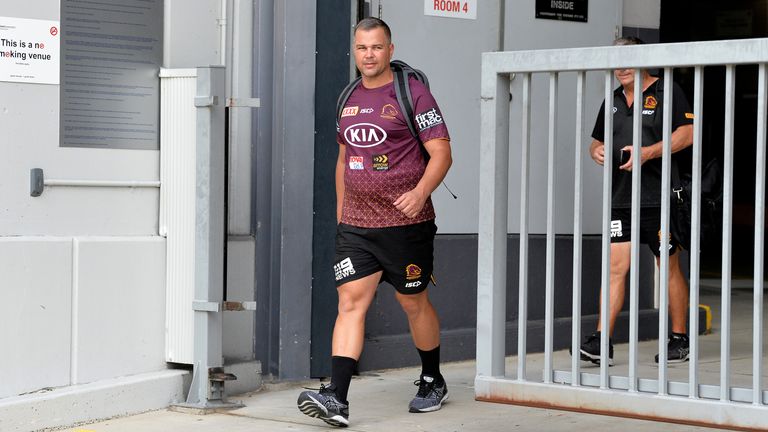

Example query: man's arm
[393,138,452,218]
[336,143,346,223]
[620,124,693,171]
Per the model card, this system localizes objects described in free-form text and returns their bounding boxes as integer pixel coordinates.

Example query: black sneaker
[408,375,448,413]
[575,331,614,366]
[655,333,690,364]
[297,384,349,427]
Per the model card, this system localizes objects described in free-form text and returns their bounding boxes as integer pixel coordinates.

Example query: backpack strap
[392,64,419,140]
[336,76,362,128]
[391,61,432,161]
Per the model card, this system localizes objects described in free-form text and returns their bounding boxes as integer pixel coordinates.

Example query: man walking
[297,17,452,427]
[578,36,694,366]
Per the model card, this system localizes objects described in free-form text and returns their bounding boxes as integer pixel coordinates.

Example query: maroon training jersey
[336,77,450,228]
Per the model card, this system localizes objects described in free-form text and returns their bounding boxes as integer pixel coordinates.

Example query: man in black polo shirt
[578,36,694,365]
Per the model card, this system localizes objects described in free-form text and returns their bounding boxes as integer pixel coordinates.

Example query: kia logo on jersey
[344,123,387,148]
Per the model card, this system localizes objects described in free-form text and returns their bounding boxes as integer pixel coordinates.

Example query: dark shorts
[611,207,680,257]
[334,220,437,295]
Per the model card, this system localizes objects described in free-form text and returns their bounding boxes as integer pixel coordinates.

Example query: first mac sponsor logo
[344,123,387,148]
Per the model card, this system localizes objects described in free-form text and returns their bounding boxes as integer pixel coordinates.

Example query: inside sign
[424,0,477,20]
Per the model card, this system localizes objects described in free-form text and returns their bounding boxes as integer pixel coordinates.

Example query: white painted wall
[624,0,661,29]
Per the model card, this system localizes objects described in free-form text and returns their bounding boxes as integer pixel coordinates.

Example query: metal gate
[476,38,768,430]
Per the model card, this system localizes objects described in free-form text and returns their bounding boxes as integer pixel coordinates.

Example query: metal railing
[476,38,768,430]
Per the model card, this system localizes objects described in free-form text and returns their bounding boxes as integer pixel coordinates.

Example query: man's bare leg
[597,241,631,335]
[332,271,381,359]
[395,289,440,351]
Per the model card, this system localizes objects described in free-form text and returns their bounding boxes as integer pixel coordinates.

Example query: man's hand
[619,146,650,171]
[394,188,428,218]
[590,139,605,165]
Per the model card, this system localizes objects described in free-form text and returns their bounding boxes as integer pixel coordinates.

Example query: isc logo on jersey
[344,123,387,148]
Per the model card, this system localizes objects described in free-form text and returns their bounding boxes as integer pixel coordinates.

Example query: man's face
[614,67,636,87]
[353,27,394,81]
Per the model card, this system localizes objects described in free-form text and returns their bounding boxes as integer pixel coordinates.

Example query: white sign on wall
[424,0,477,20]
[0,16,60,85]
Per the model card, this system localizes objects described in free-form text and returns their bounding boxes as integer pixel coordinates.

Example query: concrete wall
[0,237,166,398]
[0,0,252,404]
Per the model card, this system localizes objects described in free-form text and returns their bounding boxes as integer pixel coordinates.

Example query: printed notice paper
[0,16,60,85]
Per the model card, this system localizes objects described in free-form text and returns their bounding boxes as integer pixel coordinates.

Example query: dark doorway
[661,0,768,279]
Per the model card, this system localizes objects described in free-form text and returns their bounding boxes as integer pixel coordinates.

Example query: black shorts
[610,207,680,257]
[334,220,437,295]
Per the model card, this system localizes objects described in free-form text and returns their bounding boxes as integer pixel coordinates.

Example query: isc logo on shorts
[610,220,623,238]
[405,281,422,288]
[334,257,356,281]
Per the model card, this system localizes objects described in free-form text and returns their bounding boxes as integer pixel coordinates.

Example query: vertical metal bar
[571,71,585,387]
[187,66,227,406]
[689,66,704,399]
[657,68,674,395]
[600,71,614,388]
[628,69,643,392]
[544,72,558,384]
[753,63,767,405]
[518,73,532,381]
[721,64,736,402]
[477,66,511,378]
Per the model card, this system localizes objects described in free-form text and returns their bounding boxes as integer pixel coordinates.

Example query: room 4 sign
[424,0,477,20]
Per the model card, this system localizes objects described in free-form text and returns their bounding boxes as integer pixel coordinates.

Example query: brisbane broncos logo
[381,104,398,119]
[405,264,422,280]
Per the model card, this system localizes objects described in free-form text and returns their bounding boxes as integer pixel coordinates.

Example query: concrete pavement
[62,288,761,432]
[61,353,730,432]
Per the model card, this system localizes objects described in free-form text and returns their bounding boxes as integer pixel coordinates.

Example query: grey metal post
[658,68,674,394]
[629,69,643,390]
[571,71,585,387]
[477,60,510,378]
[753,63,767,405]
[517,73,531,381]
[689,66,704,399]
[599,71,614,389]
[543,72,558,383]
[721,64,736,402]
[185,66,233,408]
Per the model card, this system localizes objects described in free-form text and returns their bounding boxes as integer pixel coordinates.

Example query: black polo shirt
[591,78,693,208]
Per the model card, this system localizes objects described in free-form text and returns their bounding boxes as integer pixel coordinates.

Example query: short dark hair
[354,17,391,44]
[613,36,644,46]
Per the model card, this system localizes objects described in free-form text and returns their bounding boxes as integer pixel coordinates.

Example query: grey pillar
[186,65,229,407]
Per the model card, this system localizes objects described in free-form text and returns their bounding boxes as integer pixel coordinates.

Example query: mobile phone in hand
[619,149,631,165]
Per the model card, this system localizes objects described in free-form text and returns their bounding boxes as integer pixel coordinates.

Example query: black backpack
[336,60,431,160]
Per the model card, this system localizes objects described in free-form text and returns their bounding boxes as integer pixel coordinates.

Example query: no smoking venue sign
[0,16,60,85]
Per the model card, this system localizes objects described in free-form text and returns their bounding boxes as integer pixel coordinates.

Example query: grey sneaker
[655,333,690,364]
[297,384,349,427]
[408,375,448,413]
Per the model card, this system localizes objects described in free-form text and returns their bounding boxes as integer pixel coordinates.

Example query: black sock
[417,345,442,382]
[330,356,356,404]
